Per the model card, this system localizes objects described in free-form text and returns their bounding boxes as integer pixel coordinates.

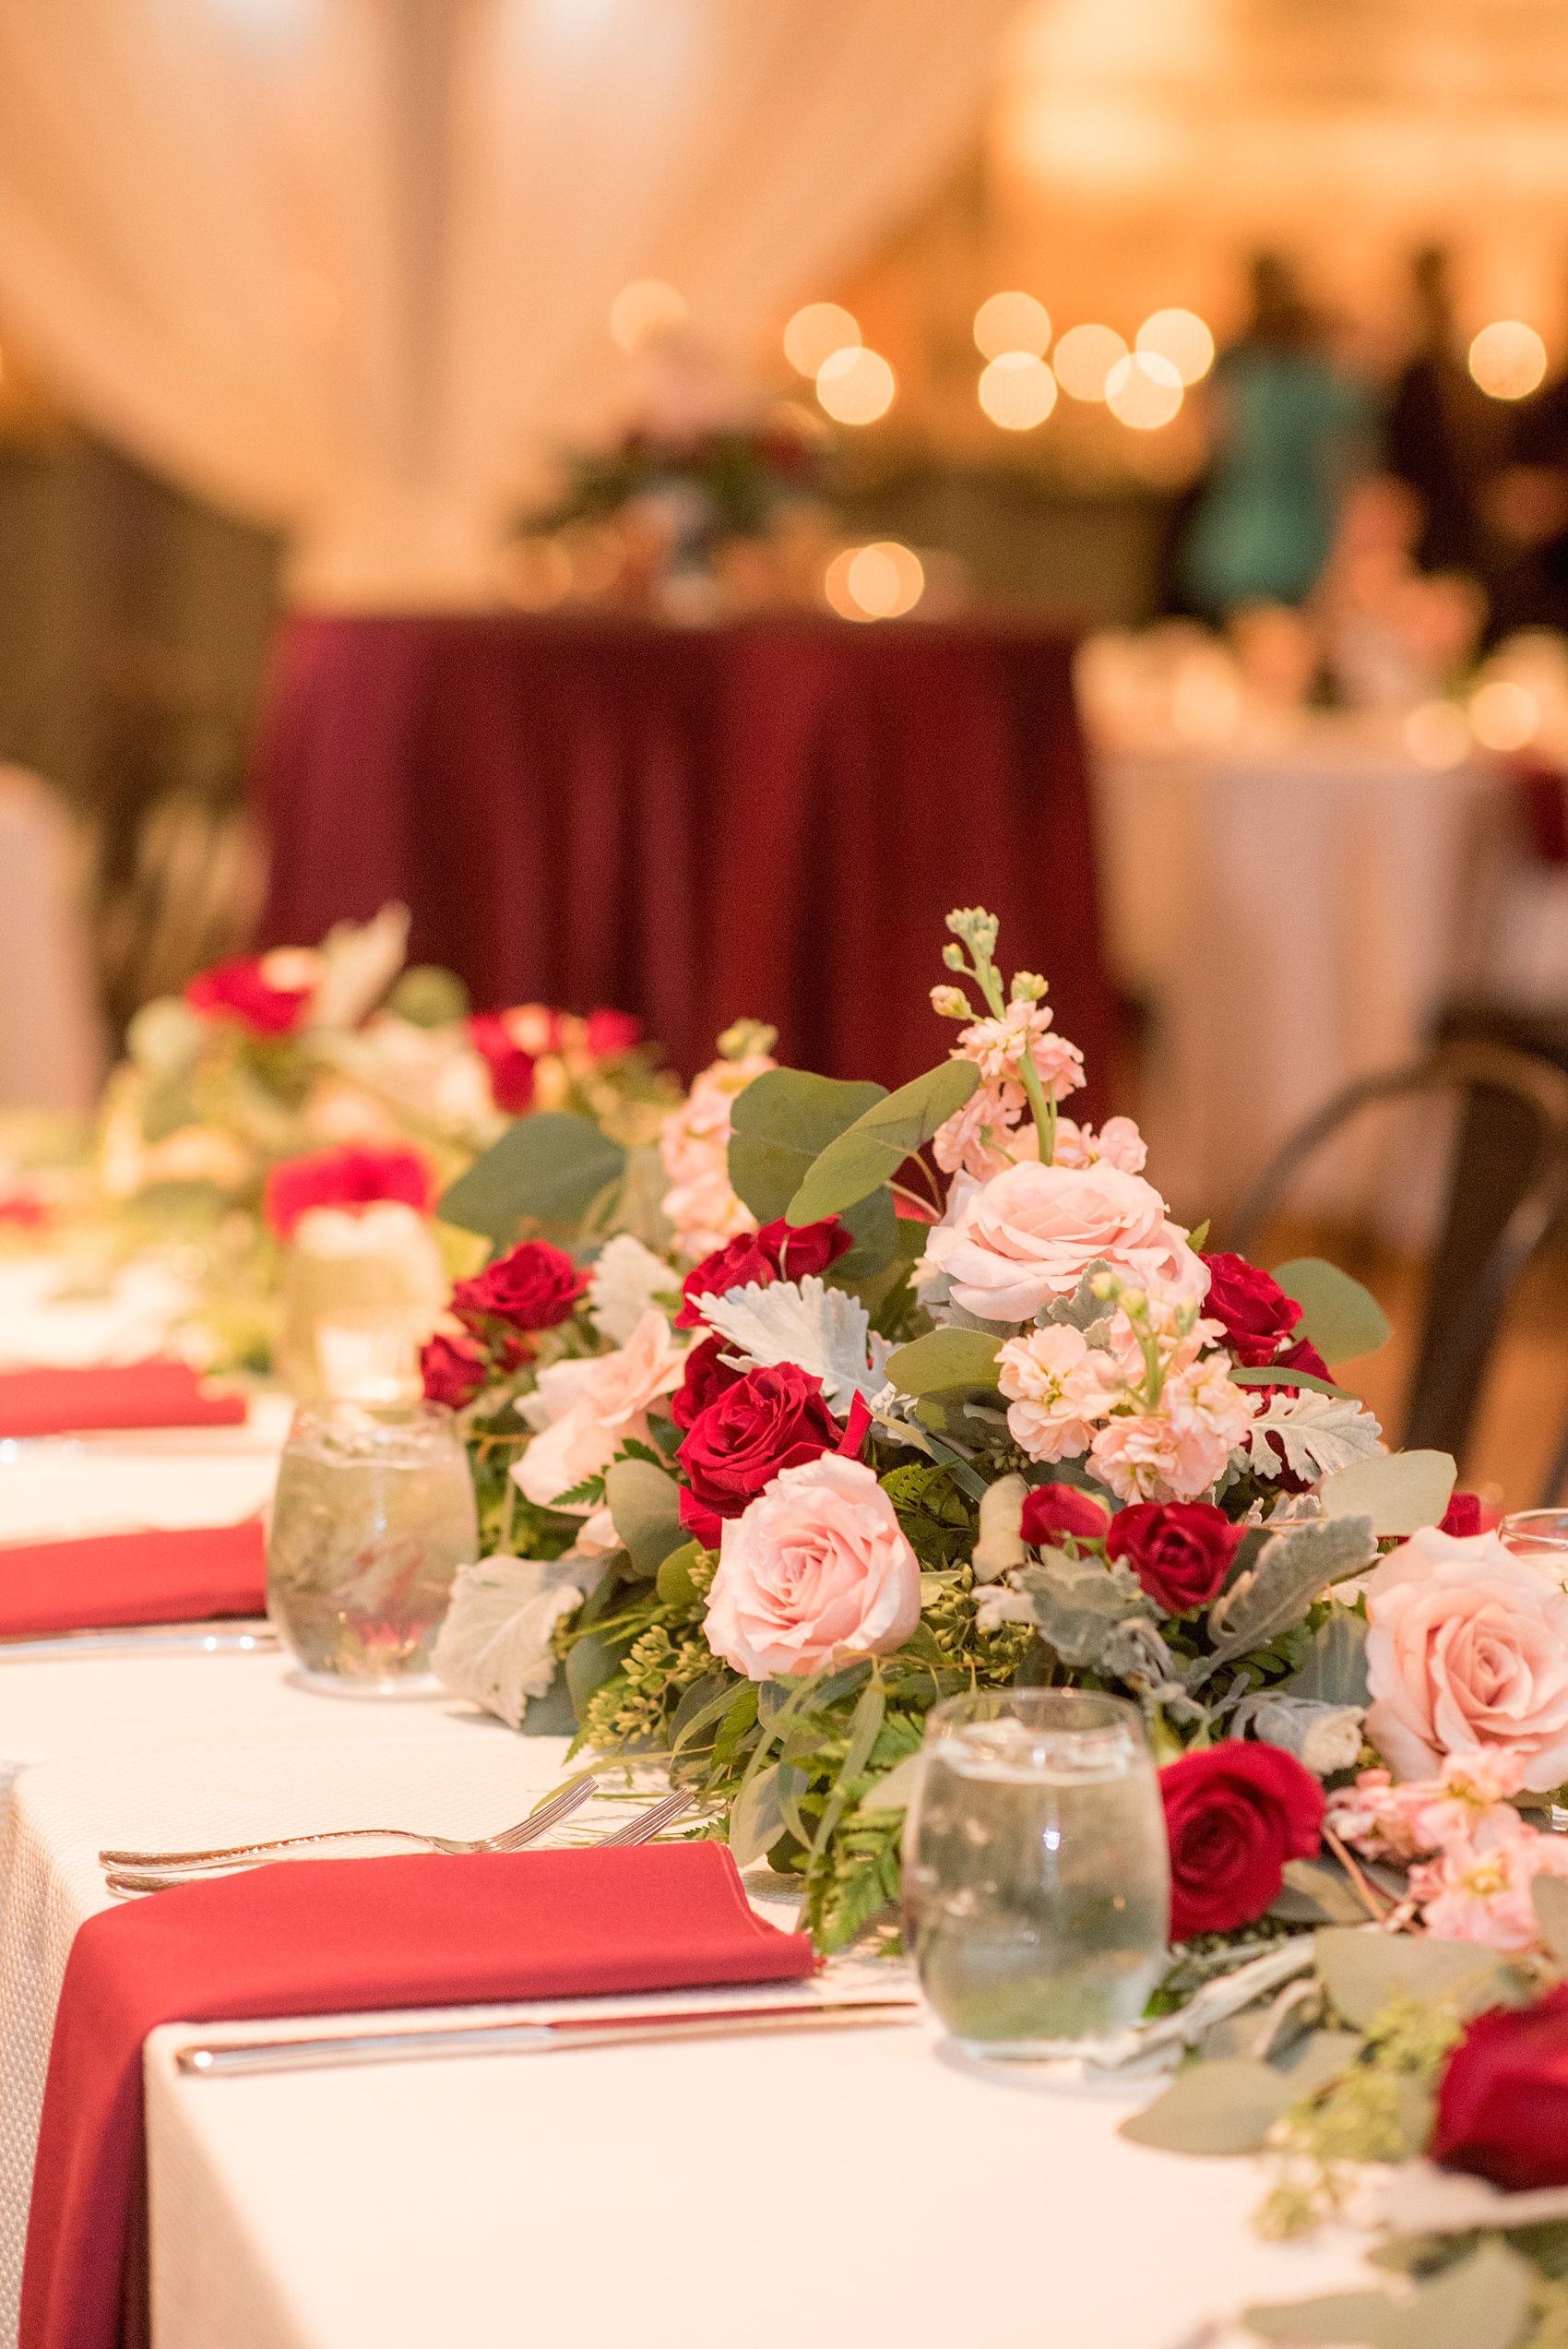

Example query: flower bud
[1010,971,1048,1003]
[929,984,970,1019]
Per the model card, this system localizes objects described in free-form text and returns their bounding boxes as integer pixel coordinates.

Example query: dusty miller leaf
[1238,1391,1384,1482]
[1194,1517,1377,1683]
[1020,1552,1148,1669]
[695,1275,891,1410]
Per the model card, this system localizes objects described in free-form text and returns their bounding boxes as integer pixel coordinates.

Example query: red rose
[670,1331,742,1431]
[468,1012,536,1115]
[676,1216,852,1329]
[1199,1251,1304,1369]
[1431,1985,1568,2191]
[451,1239,585,1335]
[586,1008,641,1060]
[1160,1744,1324,1940]
[264,1146,434,1240]
[185,957,313,1036]
[1106,1501,1242,1614]
[1020,1485,1111,1545]
[420,1331,488,1408]
[677,1363,840,1532]
[1439,1491,1482,1538]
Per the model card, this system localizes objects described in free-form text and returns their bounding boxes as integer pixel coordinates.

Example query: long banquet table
[0,1383,1386,2349]
[250,611,1115,1107]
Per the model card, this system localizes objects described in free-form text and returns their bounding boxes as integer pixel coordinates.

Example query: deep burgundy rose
[1020,1485,1111,1545]
[1199,1250,1305,1368]
[263,1145,434,1240]
[185,956,314,1036]
[677,1363,840,1525]
[420,1331,488,1409]
[468,1012,536,1115]
[451,1239,586,1335]
[676,1216,853,1329]
[670,1332,742,1431]
[1160,1744,1324,1940]
[1106,1501,1242,1614]
[1431,1985,1568,2191]
[1439,1491,1483,1538]
[585,1008,641,1059]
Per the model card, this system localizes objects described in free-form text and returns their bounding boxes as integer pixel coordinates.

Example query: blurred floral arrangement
[416,901,1557,1967]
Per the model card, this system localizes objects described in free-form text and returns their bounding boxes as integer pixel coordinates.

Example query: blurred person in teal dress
[1182,255,1372,618]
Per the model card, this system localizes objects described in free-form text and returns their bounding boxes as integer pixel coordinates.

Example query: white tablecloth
[1093,731,1519,1231]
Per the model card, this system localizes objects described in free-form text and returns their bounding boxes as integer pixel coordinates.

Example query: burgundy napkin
[0,1362,247,1439]
[0,1522,267,1639]
[21,1844,814,2349]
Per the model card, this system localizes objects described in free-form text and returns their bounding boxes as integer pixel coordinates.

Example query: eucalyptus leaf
[1241,2291,1400,2343]
[785,1060,981,1224]
[1375,2241,1533,2349]
[1119,2058,1297,2155]
[729,1765,787,1868]
[858,1750,923,1814]
[564,1628,624,1723]
[728,1070,887,1220]
[1194,1517,1377,1682]
[1230,1365,1356,1400]
[655,1539,706,1607]
[884,1328,1003,1396]
[604,1459,685,1578]
[667,1673,732,1756]
[438,1112,626,1251]
[1314,1927,1511,2030]
[1273,2027,1364,2094]
[1320,1449,1457,1537]
[1274,1859,1377,1926]
[1282,1606,1371,1707]
[1533,1873,1568,1968]
[1271,1257,1393,1365]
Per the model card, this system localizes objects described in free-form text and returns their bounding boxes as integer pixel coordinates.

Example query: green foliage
[726,1069,896,1276]
[438,1112,627,1251]
[1320,1449,1458,1537]
[1272,1257,1393,1365]
[883,1328,1002,1394]
[785,1060,980,1224]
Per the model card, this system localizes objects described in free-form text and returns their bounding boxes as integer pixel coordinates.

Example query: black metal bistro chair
[1224,1040,1568,1473]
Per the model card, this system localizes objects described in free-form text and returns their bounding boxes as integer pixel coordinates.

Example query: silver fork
[590,1789,697,1845]
[101,1774,600,1882]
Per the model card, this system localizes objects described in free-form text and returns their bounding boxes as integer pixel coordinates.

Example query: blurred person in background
[1385,245,1509,590]
[1489,290,1568,635]
[1180,254,1372,619]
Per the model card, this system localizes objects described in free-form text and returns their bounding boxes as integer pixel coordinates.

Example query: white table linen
[1093,731,1519,1231]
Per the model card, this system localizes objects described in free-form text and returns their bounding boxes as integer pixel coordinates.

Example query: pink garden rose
[703,1453,921,1680]
[1364,1528,1568,1792]
[512,1309,684,1516]
[922,1158,1206,1324]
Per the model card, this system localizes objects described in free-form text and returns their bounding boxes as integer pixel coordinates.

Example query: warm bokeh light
[1052,323,1128,402]
[784,302,860,377]
[1404,700,1471,769]
[973,291,1051,360]
[978,352,1058,430]
[1468,320,1548,401]
[1105,349,1182,429]
[815,345,895,424]
[1136,308,1214,386]
[608,279,686,354]
[825,542,924,621]
[1469,677,1540,748]
[496,535,572,612]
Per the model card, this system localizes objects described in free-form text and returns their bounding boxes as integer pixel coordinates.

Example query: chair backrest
[1224,1040,1568,1463]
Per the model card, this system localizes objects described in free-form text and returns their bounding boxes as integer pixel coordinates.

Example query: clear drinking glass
[1501,1510,1568,1566]
[903,1690,1170,2056]
[267,1401,478,1695]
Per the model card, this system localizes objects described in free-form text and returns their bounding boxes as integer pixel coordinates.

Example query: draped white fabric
[0,0,1018,608]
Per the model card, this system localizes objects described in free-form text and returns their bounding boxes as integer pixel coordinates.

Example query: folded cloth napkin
[21,1843,814,2349]
[0,1362,247,1438]
[0,1522,267,1639]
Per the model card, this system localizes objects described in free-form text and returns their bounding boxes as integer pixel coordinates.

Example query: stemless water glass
[903,1690,1170,2056]
[1501,1510,1568,1568]
[267,1401,478,1695]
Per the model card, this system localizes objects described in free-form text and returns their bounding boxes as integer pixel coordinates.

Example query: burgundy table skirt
[251,612,1113,1107]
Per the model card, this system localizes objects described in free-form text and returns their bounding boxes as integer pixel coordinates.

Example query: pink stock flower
[1328,1750,1532,1866]
[703,1453,921,1681]
[659,1053,773,1262]
[1051,1115,1149,1174]
[512,1309,685,1515]
[1409,1826,1568,1954]
[1363,1528,1568,1791]
[953,1000,1086,1102]
[997,1324,1121,1461]
[932,1080,1028,1179]
[1088,1409,1235,1505]
[922,1158,1207,1325]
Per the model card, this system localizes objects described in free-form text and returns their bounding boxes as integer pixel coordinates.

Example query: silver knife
[176,1998,922,2077]
[0,1619,279,1663]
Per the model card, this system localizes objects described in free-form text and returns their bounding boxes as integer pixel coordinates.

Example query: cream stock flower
[512,1309,685,1514]
[704,1453,921,1680]
[922,1157,1207,1324]
[1364,1529,1568,1790]
[996,1324,1121,1461]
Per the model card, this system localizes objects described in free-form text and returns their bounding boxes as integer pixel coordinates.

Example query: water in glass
[267,1401,478,1692]
[904,1691,1170,2054]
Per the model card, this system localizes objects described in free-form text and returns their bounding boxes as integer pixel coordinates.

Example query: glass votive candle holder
[267,1400,478,1696]
[903,1689,1170,2057]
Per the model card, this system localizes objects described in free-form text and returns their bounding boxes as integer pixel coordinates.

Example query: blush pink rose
[1364,1528,1568,1792]
[703,1453,921,1680]
[924,1158,1206,1325]
[512,1309,685,1515]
